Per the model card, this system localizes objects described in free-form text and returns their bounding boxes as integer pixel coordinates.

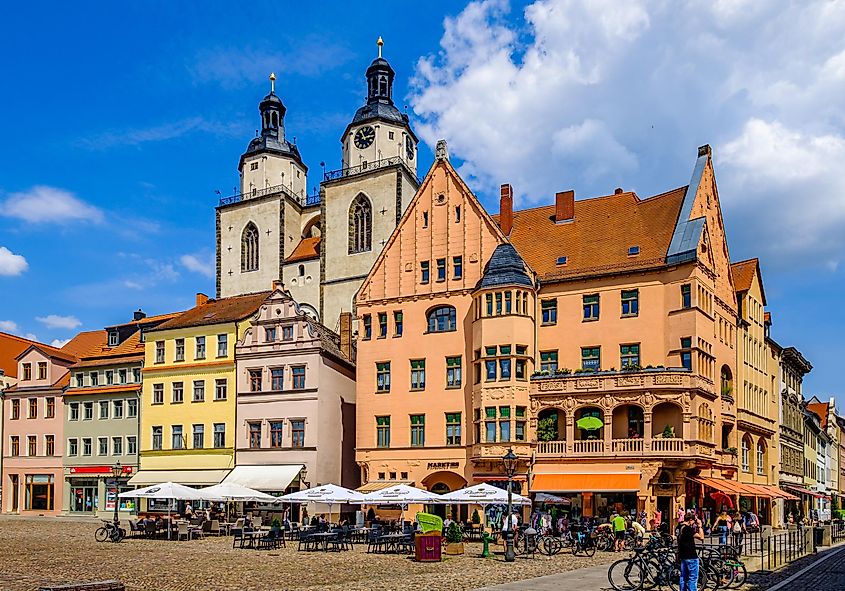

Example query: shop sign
[427,462,459,470]
[69,465,133,475]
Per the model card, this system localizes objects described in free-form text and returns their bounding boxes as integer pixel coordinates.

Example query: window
[249,369,262,392]
[500,406,511,441]
[151,427,162,451]
[215,379,228,400]
[155,341,165,363]
[455,205,461,222]
[681,284,691,309]
[496,292,503,315]
[621,344,640,368]
[446,356,462,388]
[132,368,141,382]
[376,416,391,448]
[127,399,138,418]
[22,363,31,380]
[98,436,108,455]
[515,357,526,380]
[106,369,114,384]
[422,211,429,227]
[265,327,276,342]
[556,256,568,265]
[241,222,259,271]
[250,161,258,170]
[621,289,639,316]
[189,424,204,449]
[213,423,225,448]
[172,426,184,450]
[504,291,512,314]
[10,435,20,456]
[118,369,127,384]
[410,415,425,447]
[83,401,94,420]
[362,315,372,339]
[172,382,184,403]
[113,399,123,419]
[420,261,430,283]
[195,336,206,359]
[151,384,163,405]
[485,407,497,442]
[68,438,78,456]
[249,422,262,448]
[10,398,20,420]
[485,358,497,381]
[485,293,493,316]
[540,350,558,372]
[69,402,79,421]
[515,406,526,441]
[378,312,388,338]
[451,257,464,281]
[271,368,284,391]
[270,421,283,447]
[541,299,557,324]
[290,367,305,390]
[28,398,37,419]
[193,380,205,402]
[27,435,37,456]
[349,194,372,253]
[127,436,137,455]
[99,401,109,419]
[583,294,600,320]
[175,338,185,361]
[427,306,457,332]
[680,337,693,370]
[741,437,750,472]
[500,347,512,380]
[443,412,462,446]
[409,359,426,390]
[757,441,765,475]
[394,311,403,336]
[436,258,446,281]
[37,362,47,380]
[75,373,83,387]
[112,436,122,456]
[217,334,228,357]
[376,362,391,392]
[90,372,99,386]
[628,246,640,256]
[581,347,601,370]
[291,420,305,448]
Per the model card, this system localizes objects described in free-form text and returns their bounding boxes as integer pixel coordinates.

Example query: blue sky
[1,1,843,397]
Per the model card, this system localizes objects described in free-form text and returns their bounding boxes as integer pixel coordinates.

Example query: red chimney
[499,184,513,235]
[555,190,574,222]
[196,292,209,306]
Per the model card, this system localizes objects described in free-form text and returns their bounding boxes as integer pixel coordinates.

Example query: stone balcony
[536,437,686,458]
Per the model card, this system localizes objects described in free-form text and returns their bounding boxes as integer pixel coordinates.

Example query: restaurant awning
[126,469,230,487]
[691,477,800,501]
[532,472,640,493]
[221,464,303,492]
[357,480,412,493]
[784,485,829,500]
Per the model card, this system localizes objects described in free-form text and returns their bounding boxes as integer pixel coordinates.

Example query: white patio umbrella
[439,483,531,506]
[280,484,365,525]
[199,482,280,503]
[362,484,444,523]
[119,482,204,539]
[533,492,571,505]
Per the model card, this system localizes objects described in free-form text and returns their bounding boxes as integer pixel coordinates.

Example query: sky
[0,1,843,397]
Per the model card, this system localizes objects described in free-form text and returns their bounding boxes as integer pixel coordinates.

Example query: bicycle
[95,520,125,543]
[572,525,596,557]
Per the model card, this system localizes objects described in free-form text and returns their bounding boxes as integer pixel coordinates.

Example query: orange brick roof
[153,291,271,331]
[730,259,758,293]
[0,331,57,378]
[807,402,829,429]
[498,187,687,281]
[110,310,183,329]
[61,330,108,358]
[285,236,321,263]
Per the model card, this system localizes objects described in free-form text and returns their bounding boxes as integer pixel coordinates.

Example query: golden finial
[377,36,384,58]
[269,72,276,93]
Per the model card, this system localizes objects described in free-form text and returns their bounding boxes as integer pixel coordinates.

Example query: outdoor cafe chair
[143,520,157,539]
[366,527,385,554]
[177,522,192,541]
[232,527,246,549]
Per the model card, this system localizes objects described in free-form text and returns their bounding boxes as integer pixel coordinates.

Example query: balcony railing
[611,438,644,453]
[573,440,604,455]
[651,438,684,453]
[323,156,419,184]
[536,437,687,457]
[537,440,567,455]
[218,183,320,208]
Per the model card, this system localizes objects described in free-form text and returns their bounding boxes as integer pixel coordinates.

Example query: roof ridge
[0,330,55,349]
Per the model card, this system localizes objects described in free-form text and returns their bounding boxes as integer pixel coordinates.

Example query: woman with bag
[731,511,746,550]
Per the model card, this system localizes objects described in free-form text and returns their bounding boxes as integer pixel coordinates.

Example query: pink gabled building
[2,331,105,515]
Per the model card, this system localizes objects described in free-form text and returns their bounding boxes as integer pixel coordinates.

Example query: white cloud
[1,186,104,224]
[50,338,71,348]
[0,320,19,333]
[36,315,82,330]
[23,333,38,341]
[0,246,28,275]
[411,0,845,268]
[76,117,245,150]
[179,254,215,278]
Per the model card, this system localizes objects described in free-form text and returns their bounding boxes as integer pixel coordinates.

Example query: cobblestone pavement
[0,517,615,591]
[744,545,845,591]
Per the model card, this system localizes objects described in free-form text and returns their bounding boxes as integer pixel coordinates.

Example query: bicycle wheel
[608,558,645,591]
[538,536,553,556]
[585,541,596,557]
[573,541,582,556]
[727,562,746,588]
[112,527,125,543]
[94,527,109,542]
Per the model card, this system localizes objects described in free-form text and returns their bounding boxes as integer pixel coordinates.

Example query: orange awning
[690,478,799,501]
[533,472,640,493]
[690,477,746,495]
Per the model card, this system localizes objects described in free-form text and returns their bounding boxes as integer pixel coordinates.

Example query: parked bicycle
[95,520,125,543]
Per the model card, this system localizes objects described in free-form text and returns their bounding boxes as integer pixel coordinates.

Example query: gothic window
[349,194,372,254]
[241,223,259,272]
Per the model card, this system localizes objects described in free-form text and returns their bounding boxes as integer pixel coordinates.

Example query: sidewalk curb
[765,544,845,591]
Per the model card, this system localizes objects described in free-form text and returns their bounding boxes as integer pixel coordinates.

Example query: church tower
[320,38,420,331]
[216,74,321,316]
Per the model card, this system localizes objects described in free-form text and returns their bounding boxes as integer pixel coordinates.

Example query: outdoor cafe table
[242,529,269,549]
[378,532,408,554]
[350,527,371,544]
[304,531,337,552]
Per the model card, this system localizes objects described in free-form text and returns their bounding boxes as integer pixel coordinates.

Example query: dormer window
[628,246,640,256]
[108,331,119,347]
[556,256,568,266]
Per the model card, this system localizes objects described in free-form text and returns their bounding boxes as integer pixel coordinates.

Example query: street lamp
[502,447,519,562]
[111,461,122,526]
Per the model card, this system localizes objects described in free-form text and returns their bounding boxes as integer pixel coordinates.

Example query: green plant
[537,416,558,441]
[471,509,481,524]
[725,446,738,456]
[661,424,675,438]
[271,517,282,529]
[445,521,464,544]
[721,384,733,398]
[554,368,572,376]
[622,363,642,372]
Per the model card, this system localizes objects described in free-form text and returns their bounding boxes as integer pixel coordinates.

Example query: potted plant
[661,425,675,438]
[471,509,481,529]
[536,416,558,442]
[444,521,465,555]
[270,516,282,534]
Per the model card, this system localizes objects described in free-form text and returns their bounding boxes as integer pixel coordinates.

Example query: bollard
[481,531,492,558]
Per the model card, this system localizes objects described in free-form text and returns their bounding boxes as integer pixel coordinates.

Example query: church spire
[366,37,395,105]
[377,36,383,58]
[259,72,285,140]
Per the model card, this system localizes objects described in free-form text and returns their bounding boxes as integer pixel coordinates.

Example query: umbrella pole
[167,501,171,540]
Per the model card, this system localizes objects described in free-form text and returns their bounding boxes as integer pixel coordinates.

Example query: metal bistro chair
[328,527,351,552]
[232,527,246,549]
[177,522,192,541]
[367,526,385,554]
[298,529,317,552]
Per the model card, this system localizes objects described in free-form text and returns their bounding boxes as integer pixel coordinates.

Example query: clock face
[354,126,375,149]
[406,136,415,160]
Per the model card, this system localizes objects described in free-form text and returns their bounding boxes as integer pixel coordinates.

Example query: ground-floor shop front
[62,465,136,518]
[2,465,63,515]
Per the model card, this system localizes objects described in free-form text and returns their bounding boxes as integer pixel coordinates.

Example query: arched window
[241,223,259,272]
[756,440,766,475]
[721,365,733,398]
[741,435,751,472]
[427,306,456,333]
[349,194,372,254]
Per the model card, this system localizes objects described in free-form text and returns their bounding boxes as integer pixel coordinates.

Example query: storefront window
[25,474,54,511]
[70,479,99,512]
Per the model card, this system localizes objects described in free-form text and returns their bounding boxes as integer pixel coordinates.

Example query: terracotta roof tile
[807,402,829,429]
[110,311,184,329]
[730,259,758,293]
[64,384,141,397]
[152,291,271,331]
[0,332,52,378]
[499,187,687,281]
[285,237,321,263]
[61,330,108,358]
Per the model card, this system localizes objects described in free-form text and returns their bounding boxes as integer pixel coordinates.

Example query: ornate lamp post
[111,461,122,526]
[502,447,519,562]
